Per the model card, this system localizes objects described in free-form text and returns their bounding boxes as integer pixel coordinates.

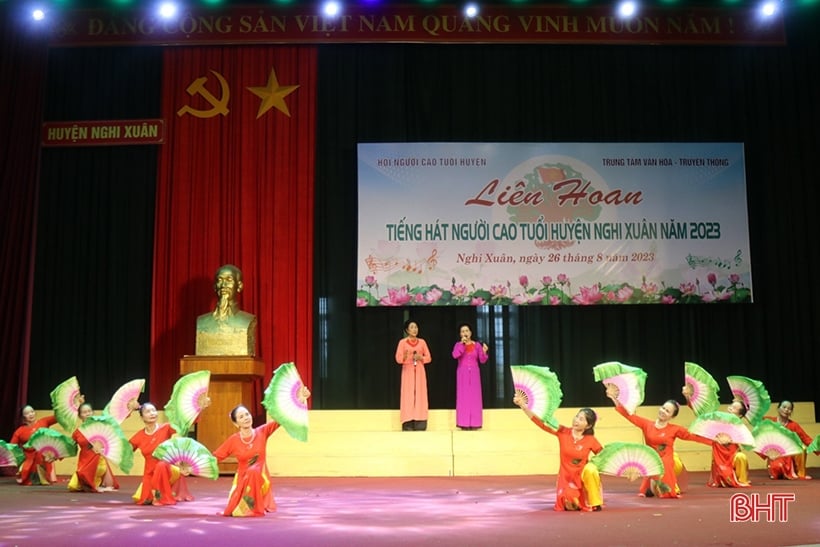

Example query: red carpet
[1,468,818,547]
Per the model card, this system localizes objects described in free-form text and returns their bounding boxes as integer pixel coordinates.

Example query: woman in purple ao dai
[452,323,489,430]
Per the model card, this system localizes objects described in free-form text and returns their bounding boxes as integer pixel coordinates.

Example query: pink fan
[103,378,145,423]
[23,429,77,461]
[727,376,771,425]
[0,440,25,467]
[50,376,84,432]
[594,361,647,414]
[683,362,720,416]
[689,411,755,447]
[752,421,804,459]
[164,370,211,436]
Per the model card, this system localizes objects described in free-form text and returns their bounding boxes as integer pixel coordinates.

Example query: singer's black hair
[403,319,418,334]
[457,322,477,343]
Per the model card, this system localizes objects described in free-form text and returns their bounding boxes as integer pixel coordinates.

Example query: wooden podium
[179,355,265,474]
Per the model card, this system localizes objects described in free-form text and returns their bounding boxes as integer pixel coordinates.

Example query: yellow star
[247,67,299,119]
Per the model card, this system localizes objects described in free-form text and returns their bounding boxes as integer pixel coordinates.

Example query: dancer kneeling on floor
[607,384,711,498]
[68,403,119,492]
[513,394,603,511]
[763,400,818,480]
[214,385,311,518]
[129,402,194,505]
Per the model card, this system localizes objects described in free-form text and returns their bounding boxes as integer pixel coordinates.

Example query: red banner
[150,46,316,409]
[41,119,164,146]
[48,5,785,47]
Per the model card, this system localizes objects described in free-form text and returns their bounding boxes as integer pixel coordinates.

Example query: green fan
[510,365,563,429]
[589,442,664,481]
[0,440,25,467]
[726,376,771,425]
[24,428,77,461]
[50,376,84,433]
[683,362,720,416]
[689,411,755,448]
[593,361,647,414]
[165,370,211,436]
[806,435,820,454]
[78,414,134,474]
[752,421,804,459]
[103,378,145,424]
[153,437,219,480]
[263,362,309,442]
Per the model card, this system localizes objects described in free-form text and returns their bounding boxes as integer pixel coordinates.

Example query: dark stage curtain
[313,12,820,414]
[25,47,162,414]
[0,8,48,440]
[151,46,316,415]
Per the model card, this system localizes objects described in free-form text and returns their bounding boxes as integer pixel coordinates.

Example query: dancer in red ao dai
[707,400,751,487]
[129,402,193,505]
[214,385,310,517]
[514,395,604,511]
[607,385,711,498]
[10,405,58,486]
[763,400,817,480]
[68,403,119,492]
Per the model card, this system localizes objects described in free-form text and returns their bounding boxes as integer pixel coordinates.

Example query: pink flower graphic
[451,284,469,299]
[680,282,697,296]
[424,287,443,304]
[572,285,603,305]
[490,284,508,299]
[616,285,634,302]
[379,286,412,306]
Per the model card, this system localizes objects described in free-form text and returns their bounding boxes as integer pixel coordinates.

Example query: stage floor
[1,469,818,547]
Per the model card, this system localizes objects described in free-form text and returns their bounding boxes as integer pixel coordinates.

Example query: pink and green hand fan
[752,420,804,459]
[164,370,211,436]
[726,375,771,426]
[689,411,755,448]
[103,378,145,424]
[683,362,720,416]
[590,442,663,481]
[78,414,134,473]
[806,435,820,454]
[593,361,647,414]
[153,437,219,480]
[24,428,77,461]
[50,375,84,433]
[263,362,309,442]
[0,440,25,467]
[510,365,563,429]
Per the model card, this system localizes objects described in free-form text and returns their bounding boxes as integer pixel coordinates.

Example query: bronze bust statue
[195,264,257,356]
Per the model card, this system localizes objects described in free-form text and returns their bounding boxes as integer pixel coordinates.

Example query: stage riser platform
[35,403,818,478]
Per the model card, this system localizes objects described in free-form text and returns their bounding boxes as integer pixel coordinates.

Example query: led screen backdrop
[357,142,752,306]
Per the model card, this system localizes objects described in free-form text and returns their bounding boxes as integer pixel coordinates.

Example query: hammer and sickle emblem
[176,69,230,119]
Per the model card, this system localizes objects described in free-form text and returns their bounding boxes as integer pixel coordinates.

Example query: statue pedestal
[179,356,265,474]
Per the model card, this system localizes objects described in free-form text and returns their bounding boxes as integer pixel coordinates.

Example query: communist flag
[151,46,316,410]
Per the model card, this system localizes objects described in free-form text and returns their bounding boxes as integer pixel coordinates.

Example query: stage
[1,469,818,547]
